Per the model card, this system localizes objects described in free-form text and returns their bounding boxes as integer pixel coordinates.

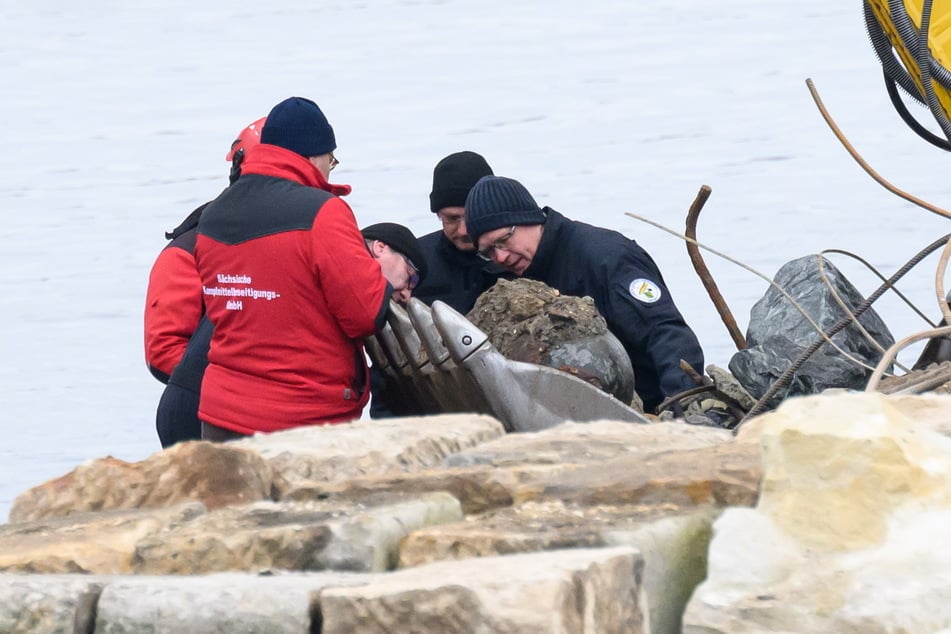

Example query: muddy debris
[467,279,636,406]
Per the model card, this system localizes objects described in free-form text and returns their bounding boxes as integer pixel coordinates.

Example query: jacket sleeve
[309,198,389,338]
[606,255,705,401]
[144,244,203,381]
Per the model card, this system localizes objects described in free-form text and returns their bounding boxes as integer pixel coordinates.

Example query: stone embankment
[2,393,950,632]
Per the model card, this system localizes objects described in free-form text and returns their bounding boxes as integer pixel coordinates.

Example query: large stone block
[399,501,714,634]
[9,441,273,523]
[0,574,107,633]
[0,504,204,574]
[514,441,761,509]
[133,493,462,574]
[446,420,732,468]
[756,392,951,551]
[234,414,505,495]
[283,463,572,515]
[320,546,648,634]
[94,572,371,633]
[684,393,951,632]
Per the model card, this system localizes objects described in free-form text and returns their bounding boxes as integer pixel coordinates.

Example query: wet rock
[468,278,636,405]
[9,441,273,523]
[729,255,894,407]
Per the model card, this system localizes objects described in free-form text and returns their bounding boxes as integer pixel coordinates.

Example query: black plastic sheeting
[729,255,894,408]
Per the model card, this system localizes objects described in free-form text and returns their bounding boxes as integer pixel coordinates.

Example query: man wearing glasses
[412,151,507,313]
[193,96,398,441]
[361,222,427,305]
[465,175,704,414]
[368,151,506,419]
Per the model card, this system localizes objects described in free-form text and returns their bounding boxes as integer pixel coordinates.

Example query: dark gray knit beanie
[464,176,545,244]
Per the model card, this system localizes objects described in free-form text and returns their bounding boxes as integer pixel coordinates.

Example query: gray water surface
[2,1,949,520]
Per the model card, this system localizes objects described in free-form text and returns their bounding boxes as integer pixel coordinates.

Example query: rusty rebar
[684,185,748,351]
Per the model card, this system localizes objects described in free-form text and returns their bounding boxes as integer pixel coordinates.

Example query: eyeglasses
[477,225,517,262]
[438,211,465,227]
[399,252,420,290]
[329,153,339,171]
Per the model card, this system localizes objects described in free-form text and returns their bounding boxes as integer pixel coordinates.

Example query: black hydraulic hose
[884,73,951,150]
[735,233,951,430]
[864,0,951,147]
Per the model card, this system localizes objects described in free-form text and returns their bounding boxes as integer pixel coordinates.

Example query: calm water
[2,1,950,520]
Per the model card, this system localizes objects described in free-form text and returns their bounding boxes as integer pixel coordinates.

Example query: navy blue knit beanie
[429,151,493,213]
[464,176,546,244]
[261,97,336,158]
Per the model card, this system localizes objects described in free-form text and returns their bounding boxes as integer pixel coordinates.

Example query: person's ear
[371,240,387,257]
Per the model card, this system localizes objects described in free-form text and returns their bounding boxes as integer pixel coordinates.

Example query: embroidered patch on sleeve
[628,278,661,303]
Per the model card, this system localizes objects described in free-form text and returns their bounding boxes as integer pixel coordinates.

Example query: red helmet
[225,116,267,161]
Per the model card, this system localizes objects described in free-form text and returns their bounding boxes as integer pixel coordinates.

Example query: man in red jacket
[194,96,392,440]
[144,116,265,384]
[145,116,265,447]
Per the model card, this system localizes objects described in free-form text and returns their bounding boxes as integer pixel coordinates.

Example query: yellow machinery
[865,0,951,148]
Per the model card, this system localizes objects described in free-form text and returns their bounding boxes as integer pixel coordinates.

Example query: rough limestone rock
[684,392,951,632]
[282,463,546,515]
[321,547,648,634]
[728,255,894,407]
[514,440,761,509]
[283,421,737,518]
[132,493,462,574]
[0,503,205,574]
[468,278,636,405]
[234,414,505,496]
[0,574,107,633]
[706,363,757,411]
[9,441,273,523]
[398,501,715,634]
[758,392,951,550]
[877,391,951,437]
[94,572,371,634]
[446,420,733,468]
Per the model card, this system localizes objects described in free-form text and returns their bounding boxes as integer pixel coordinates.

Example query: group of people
[144,95,705,448]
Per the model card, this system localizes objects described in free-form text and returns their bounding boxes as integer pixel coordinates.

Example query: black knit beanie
[464,176,546,244]
[361,222,428,284]
[429,151,494,213]
[261,97,336,158]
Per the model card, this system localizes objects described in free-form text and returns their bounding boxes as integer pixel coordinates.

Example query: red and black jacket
[194,144,389,434]
[144,205,207,383]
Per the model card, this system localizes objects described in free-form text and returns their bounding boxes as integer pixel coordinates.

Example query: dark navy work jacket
[523,209,704,412]
[412,230,504,314]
